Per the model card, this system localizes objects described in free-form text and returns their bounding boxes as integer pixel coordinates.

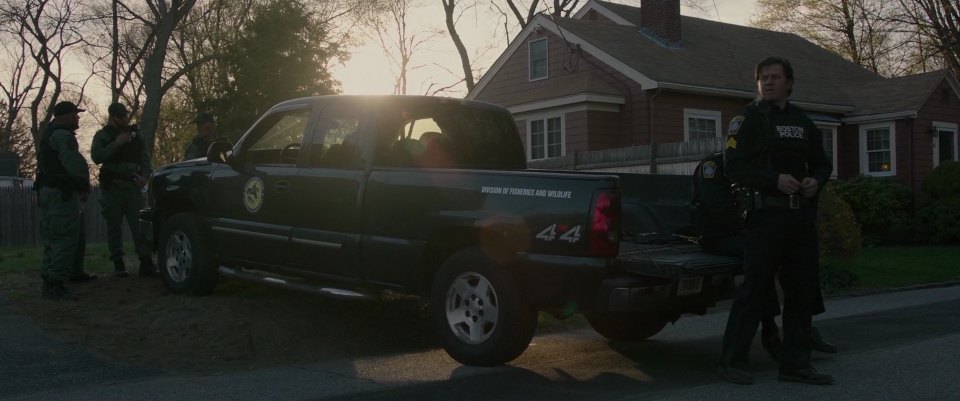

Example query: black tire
[157,212,218,295]
[430,247,537,366]
[586,312,670,341]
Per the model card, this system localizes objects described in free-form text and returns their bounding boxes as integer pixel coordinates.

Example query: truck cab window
[242,109,311,165]
[310,117,363,168]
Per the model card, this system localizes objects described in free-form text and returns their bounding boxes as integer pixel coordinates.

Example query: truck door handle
[274,181,290,193]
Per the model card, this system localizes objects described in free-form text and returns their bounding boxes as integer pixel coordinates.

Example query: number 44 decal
[536,224,582,243]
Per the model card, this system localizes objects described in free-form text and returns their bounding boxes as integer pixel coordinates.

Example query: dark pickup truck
[140,95,739,366]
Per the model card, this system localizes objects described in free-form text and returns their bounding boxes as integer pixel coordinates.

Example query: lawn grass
[824,246,960,291]
[0,243,133,287]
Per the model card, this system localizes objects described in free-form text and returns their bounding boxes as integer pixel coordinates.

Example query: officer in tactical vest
[35,101,93,299]
[718,57,834,385]
[692,152,836,365]
[184,112,226,160]
[90,102,155,277]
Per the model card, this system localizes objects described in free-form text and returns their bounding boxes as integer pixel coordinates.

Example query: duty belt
[762,194,812,209]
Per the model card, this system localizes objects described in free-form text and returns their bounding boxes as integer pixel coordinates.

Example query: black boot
[811,327,838,353]
[113,258,129,278]
[42,280,78,300]
[138,257,157,277]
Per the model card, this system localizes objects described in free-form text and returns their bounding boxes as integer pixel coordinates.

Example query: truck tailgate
[616,242,742,278]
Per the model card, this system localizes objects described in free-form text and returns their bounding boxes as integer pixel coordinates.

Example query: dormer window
[528,38,548,81]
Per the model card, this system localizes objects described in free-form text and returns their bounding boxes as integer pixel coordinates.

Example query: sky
[333,0,759,96]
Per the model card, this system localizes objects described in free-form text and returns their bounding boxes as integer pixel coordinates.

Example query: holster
[732,185,761,214]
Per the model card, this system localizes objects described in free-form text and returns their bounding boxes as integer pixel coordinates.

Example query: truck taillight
[588,189,621,257]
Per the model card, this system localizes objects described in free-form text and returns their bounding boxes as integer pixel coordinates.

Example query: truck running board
[218,266,372,301]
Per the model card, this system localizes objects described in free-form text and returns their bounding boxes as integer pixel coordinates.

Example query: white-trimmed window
[818,124,839,178]
[529,116,563,160]
[859,122,896,176]
[684,109,721,141]
[528,38,548,81]
[933,121,958,167]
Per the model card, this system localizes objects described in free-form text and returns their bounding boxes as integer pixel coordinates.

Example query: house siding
[913,79,960,193]
[472,31,580,106]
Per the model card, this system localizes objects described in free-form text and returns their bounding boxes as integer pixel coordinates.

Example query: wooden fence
[527,137,725,175]
[0,186,131,248]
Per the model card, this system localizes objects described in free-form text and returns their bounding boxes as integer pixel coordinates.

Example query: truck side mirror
[206,141,233,164]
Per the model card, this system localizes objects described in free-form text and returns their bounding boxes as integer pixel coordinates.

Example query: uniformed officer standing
[183,112,226,160]
[35,101,92,299]
[91,102,155,277]
[718,57,834,385]
[692,152,837,364]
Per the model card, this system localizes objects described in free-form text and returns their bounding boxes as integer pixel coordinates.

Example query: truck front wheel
[586,312,670,341]
[431,247,537,366]
[158,213,218,295]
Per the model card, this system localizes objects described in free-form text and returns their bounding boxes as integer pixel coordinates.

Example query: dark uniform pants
[702,234,826,318]
[721,207,820,370]
[100,184,151,261]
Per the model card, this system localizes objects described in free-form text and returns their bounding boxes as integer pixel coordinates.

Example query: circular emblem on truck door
[243,177,264,213]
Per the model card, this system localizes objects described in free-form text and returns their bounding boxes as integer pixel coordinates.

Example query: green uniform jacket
[723,100,832,194]
[91,125,152,190]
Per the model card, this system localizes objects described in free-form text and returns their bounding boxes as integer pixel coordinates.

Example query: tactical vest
[99,125,144,183]
[35,123,70,189]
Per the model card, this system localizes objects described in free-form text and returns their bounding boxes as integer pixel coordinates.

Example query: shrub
[918,161,960,244]
[832,175,913,244]
[816,184,862,289]
[816,184,861,261]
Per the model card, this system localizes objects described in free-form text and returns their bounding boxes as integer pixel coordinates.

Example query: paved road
[4,285,959,401]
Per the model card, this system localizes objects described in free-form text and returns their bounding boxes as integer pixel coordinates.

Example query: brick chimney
[641,0,681,43]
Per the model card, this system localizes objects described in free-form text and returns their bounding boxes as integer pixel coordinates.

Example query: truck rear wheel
[586,312,669,341]
[158,213,218,295]
[431,247,537,366]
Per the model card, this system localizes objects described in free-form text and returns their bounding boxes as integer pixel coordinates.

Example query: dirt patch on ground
[4,270,441,374]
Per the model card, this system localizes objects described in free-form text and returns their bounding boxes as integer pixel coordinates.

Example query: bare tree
[752,0,915,76]
[442,0,477,92]
[0,0,89,143]
[0,39,39,155]
[899,0,960,75]
[367,0,444,94]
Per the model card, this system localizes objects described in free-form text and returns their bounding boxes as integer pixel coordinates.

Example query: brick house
[466,0,960,194]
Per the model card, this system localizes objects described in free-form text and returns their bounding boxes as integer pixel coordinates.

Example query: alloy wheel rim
[165,230,192,283]
[445,272,500,344]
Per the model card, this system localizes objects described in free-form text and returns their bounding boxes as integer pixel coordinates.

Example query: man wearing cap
[91,102,155,277]
[35,101,93,299]
[184,112,227,160]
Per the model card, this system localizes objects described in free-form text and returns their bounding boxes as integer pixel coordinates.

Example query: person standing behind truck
[183,112,228,160]
[718,57,834,385]
[91,102,155,277]
[35,101,93,299]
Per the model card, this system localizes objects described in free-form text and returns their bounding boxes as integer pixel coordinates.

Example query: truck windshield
[374,100,527,170]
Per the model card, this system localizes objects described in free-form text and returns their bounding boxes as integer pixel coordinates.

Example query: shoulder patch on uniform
[725,137,737,149]
[728,115,745,136]
[702,160,716,178]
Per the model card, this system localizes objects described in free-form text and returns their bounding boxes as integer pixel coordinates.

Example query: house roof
[469,0,957,119]
[556,1,882,108]
[842,69,954,118]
